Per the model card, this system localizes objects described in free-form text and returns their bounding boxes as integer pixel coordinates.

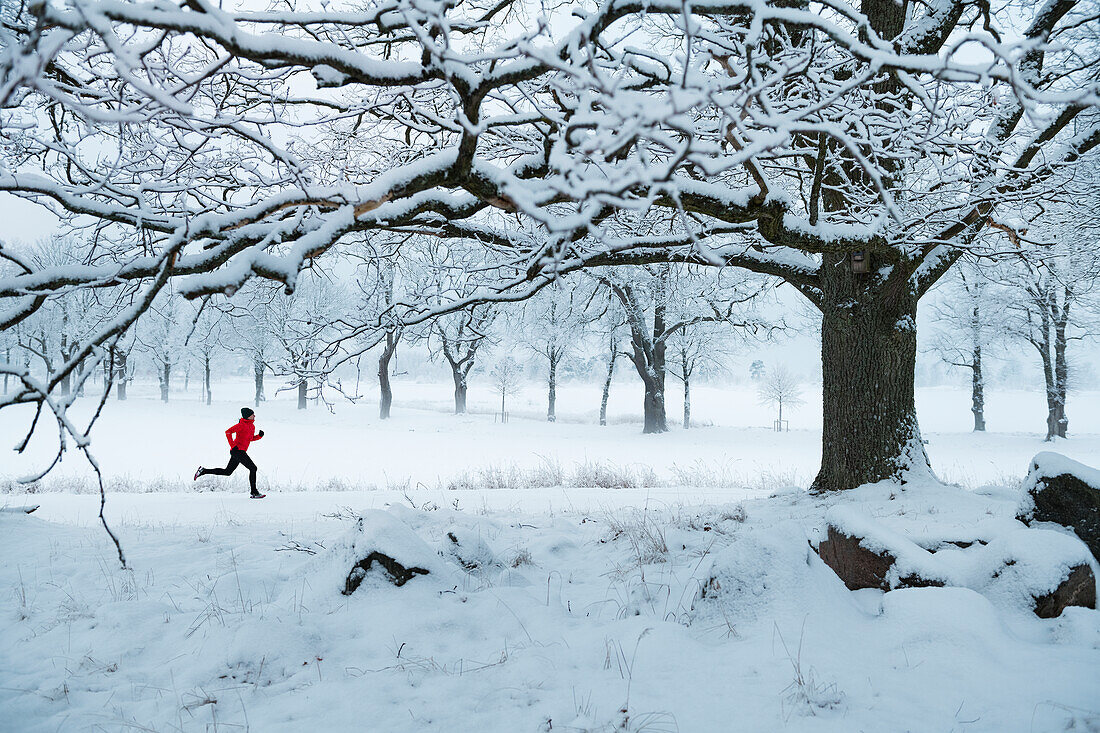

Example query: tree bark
[453,374,468,414]
[254,359,265,407]
[547,353,558,422]
[599,337,617,426]
[683,371,691,429]
[160,361,170,402]
[639,368,667,434]
[1033,289,1069,441]
[3,345,9,394]
[75,357,85,397]
[116,351,127,401]
[971,344,986,432]
[57,335,70,396]
[104,346,113,395]
[297,379,307,410]
[378,331,397,419]
[1051,294,1070,439]
[966,298,987,431]
[813,255,931,492]
[204,354,212,405]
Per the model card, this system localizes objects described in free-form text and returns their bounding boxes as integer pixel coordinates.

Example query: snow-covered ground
[2,380,1099,732]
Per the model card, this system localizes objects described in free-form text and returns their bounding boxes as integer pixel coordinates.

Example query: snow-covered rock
[816,505,1096,617]
[1019,451,1100,562]
[821,506,956,588]
[970,528,1096,618]
[301,509,448,597]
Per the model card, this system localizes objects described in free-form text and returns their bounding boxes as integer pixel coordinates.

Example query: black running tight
[204,449,258,493]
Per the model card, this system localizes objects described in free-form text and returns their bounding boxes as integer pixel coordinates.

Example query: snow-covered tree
[269,276,346,410]
[375,266,401,420]
[998,245,1100,439]
[137,290,187,403]
[596,264,773,433]
[224,285,279,408]
[2,0,1097,493]
[105,331,136,401]
[518,280,597,422]
[490,354,522,422]
[347,247,403,420]
[927,262,1005,431]
[667,321,734,430]
[188,300,226,406]
[14,237,110,396]
[428,306,496,415]
[757,364,805,431]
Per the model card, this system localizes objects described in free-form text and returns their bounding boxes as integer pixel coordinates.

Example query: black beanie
[241,407,255,419]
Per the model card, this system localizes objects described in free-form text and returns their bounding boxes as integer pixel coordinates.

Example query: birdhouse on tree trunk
[849,251,870,274]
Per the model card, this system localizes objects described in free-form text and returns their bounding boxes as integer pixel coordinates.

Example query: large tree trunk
[297,379,307,410]
[813,256,931,492]
[160,362,170,402]
[204,354,212,405]
[639,367,667,434]
[378,332,397,419]
[547,354,558,422]
[253,359,265,407]
[599,338,617,426]
[452,371,467,414]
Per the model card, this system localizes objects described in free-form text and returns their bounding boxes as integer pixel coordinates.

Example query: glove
[257,430,265,438]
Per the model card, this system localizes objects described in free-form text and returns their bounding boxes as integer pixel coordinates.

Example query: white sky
[0,193,59,243]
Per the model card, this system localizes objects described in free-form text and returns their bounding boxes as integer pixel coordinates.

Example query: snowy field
[2,380,1100,732]
[5,378,1100,497]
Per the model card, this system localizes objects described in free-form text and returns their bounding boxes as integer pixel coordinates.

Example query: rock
[978,528,1097,617]
[816,525,896,591]
[1019,452,1100,563]
[344,552,429,594]
[1033,564,1097,619]
[817,511,1096,618]
[816,515,946,591]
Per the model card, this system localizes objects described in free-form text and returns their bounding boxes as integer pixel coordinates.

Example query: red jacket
[226,418,262,452]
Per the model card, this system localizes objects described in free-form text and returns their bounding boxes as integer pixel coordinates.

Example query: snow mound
[698,522,818,621]
[297,509,450,601]
[440,524,499,570]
